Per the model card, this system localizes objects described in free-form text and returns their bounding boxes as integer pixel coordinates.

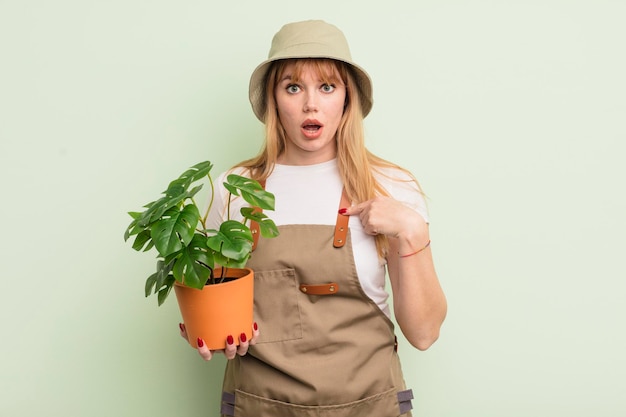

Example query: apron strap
[250,206,262,252]
[333,189,350,248]
[250,180,266,252]
[251,184,350,251]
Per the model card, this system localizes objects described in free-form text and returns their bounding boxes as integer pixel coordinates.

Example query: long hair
[238,59,420,257]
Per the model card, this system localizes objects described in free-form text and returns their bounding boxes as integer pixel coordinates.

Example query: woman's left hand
[340,196,427,239]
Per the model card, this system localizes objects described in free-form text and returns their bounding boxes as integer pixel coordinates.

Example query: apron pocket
[253,268,303,343]
[233,388,402,417]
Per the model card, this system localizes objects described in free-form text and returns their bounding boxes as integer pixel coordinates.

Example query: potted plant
[124,161,278,349]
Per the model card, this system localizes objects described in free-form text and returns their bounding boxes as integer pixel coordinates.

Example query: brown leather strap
[250,180,266,252]
[299,283,339,295]
[333,189,350,248]
[250,207,261,252]
[253,185,349,250]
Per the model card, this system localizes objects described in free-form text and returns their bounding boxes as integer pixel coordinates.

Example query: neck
[277,149,337,166]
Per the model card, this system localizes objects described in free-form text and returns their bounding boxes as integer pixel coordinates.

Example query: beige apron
[220,194,414,417]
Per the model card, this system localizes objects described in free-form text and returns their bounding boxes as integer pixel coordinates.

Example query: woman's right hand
[178,322,260,361]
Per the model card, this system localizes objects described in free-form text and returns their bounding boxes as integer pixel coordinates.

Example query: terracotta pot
[174,267,254,350]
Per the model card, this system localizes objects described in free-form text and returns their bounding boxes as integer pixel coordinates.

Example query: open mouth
[301,119,323,137]
[302,123,322,132]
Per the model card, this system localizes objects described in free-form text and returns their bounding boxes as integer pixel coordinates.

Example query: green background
[1,1,624,416]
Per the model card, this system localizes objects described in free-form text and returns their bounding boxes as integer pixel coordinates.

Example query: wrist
[396,226,428,250]
[398,240,431,258]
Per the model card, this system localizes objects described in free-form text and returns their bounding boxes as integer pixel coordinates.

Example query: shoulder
[373,165,430,223]
[373,165,420,195]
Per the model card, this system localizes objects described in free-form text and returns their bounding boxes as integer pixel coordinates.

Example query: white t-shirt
[207,159,428,318]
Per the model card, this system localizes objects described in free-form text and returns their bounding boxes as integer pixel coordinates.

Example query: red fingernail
[253,322,258,331]
[197,338,204,348]
[227,335,234,345]
[338,208,347,214]
[240,333,247,343]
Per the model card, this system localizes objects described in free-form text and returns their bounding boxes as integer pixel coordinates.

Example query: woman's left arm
[342,196,447,350]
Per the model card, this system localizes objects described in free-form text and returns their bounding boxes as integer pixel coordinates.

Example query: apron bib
[220,197,413,417]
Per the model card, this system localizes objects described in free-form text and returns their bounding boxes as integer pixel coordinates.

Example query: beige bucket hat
[249,20,373,122]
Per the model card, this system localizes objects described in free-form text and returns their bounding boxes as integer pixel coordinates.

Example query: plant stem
[202,173,215,225]
[226,191,232,221]
[199,174,215,285]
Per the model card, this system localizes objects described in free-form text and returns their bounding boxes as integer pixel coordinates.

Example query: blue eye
[321,84,335,93]
[287,84,300,93]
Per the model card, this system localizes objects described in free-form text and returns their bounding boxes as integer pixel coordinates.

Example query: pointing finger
[338,205,362,216]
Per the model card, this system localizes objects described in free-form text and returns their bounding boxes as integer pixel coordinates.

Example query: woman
[181,20,447,417]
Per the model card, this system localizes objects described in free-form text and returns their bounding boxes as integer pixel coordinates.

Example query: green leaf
[171,234,214,289]
[131,229,153,251]
[125,161,218,305]
[154,259,175,292]
[151,205,200,257]
[163,182,187,198]
[257,220,279,239]
[213,252,249,269]
[206,220,253,263]
[186,184,204,200]
[176,161,213,186]
[125,162,213,240]
[143,240,155,252]
[157,275,175,306]
[143,192,190,225]
[240,207,280,239]
[224,174,276,211]
[163,161,212,195]
[124,216,144,241]
[145,272,157,297]
[144,260,175,298]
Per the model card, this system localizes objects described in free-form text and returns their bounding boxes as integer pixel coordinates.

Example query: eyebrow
[279,75,338,84]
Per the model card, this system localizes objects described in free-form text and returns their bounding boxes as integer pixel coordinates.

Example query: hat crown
[268,20,353,62]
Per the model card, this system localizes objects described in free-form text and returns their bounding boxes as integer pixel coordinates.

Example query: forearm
[388,234,447,350]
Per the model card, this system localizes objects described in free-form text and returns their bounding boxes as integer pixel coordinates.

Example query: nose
[303,92,318,112]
